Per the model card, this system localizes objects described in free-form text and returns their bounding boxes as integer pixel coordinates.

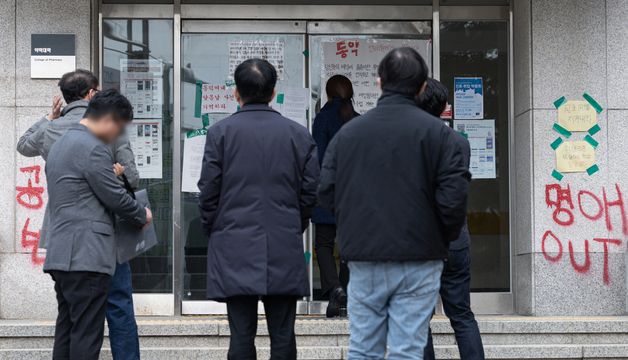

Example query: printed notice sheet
[120,59,163,119]
[127,119,163,179]
[454,77,483,120]
[181,128,207,193]
[273,87,310,127]
[200,83,238,114]
[454,119,496,179]
[321,39,431,114]
[229,41,285,80]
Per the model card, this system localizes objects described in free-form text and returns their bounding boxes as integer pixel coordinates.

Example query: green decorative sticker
[550,137,564,150]
[584,134,599,149]
[202,113,210,128]
[186,128,208,139]
[551,169,564,181]
[553,96,566,109]
[276,93,285,104]
[588,124,601,136]
[552,123,572,138]
[586,164,599,176]
[194,80,203,118]
[583,92,603,114]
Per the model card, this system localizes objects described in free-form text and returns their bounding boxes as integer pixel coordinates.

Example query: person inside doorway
[418,78,485,360]
[197,58,319,359]
[318,47,471,358]
[312,74,359,318]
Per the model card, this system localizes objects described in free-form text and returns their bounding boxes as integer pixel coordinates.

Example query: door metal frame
[99,2,515,316]
[306,20,433,315]
[179,20,309,315]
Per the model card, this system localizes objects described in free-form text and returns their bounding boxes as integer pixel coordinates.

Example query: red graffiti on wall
[21,218,44,266]
[15,166,44,210]
[542,183,627,284]
[15,165,45,265]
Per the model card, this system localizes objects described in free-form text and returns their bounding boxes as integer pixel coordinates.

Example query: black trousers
[314,224,349,296]
[424,248,485,360]
[226,295,298,360]
[49,270,111,360]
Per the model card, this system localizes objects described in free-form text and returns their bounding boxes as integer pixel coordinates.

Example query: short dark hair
[417,78,449,117]
[84,89,134,123]
[234,59,277,104]
[58,69,99,103]
[377,47,429,96]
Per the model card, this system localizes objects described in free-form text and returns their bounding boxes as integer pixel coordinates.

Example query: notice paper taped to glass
[127,119,163,179]
[454,77,483,120]
[120,59,163,119]
[181,128,207,193]
[454,119,496,179]
[200,83,238,114]
[229,40,285,80]
[321,39,431,114]
[273,87,310,127]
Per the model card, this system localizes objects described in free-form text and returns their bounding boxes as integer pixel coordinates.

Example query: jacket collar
[376,91,417,107]
[237,103,280,114]
[61,99,89,116]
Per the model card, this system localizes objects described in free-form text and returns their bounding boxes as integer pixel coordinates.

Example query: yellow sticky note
[556,141,596,173]
[558,100,597,132]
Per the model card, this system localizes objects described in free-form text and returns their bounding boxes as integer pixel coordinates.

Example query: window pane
[440,21,510,292]
[181,33,306,300]
[103,19,174,293]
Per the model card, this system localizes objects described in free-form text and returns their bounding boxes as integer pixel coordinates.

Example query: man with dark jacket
[419,78,485,360]
[198,58,319,360]
[318,48,471,359]
[44,89,151,360]
[16,70,143,360]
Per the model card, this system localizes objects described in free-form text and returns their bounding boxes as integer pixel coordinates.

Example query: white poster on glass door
[321,38,431,114]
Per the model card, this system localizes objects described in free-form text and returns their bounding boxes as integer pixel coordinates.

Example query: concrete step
[1,316,627,359]
[2,344,628,360]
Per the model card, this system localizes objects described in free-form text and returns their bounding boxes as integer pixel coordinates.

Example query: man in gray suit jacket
[16,70,143,360]
[45,89,152,360]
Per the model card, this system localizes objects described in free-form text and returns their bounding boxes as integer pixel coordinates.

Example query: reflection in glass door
[440,21,510,293]
[180,21,307,314]
[102,19,174,314]
[307,21,432,312]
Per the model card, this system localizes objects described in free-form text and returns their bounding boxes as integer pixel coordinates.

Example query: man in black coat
[318,48,471,358]
[419,78,485,360]
[198,58,319,360]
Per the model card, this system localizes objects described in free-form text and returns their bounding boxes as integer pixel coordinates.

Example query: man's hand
[47,95,63,121]
[113,163,125,177]
[143,207,153,229]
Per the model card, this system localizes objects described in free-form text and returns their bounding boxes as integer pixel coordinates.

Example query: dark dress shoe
[326,286,348,318]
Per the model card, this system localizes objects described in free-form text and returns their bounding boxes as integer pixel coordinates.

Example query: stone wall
[0,0,93,319]
[0,0,627,319]
[514,0,628,315]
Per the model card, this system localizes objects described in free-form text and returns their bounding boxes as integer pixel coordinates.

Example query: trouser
[107,262,141,360]
[226,295,298,360]
[314,224,349,296]
[424,248,485,360]
[49,270,111,360]
[347,261,443,360]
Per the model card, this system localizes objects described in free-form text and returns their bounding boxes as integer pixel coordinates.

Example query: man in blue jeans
[418,78,485,360]
[17,70,141,360]
[318,48,471,359]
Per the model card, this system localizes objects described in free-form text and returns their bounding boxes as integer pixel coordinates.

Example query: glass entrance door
[307,21,432,314]
[180,20,307,314]
[102,18,175,315]
[439,19,512,313]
